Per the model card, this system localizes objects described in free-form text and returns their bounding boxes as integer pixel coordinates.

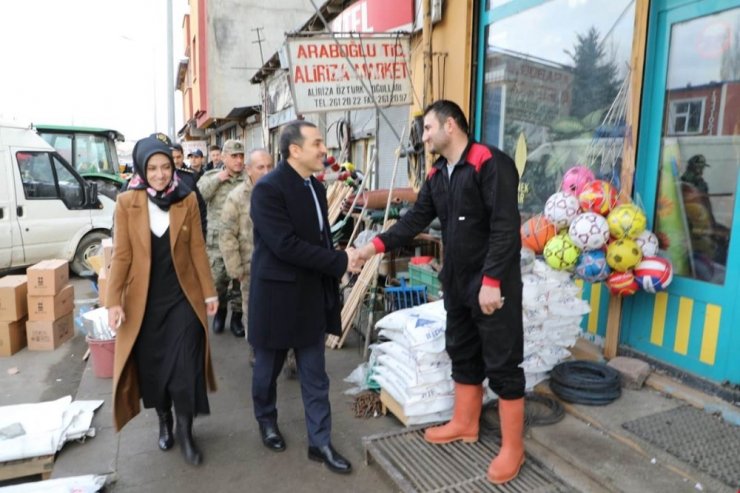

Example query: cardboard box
[28,284,74,321]
[0,317,27,356]
[26,312,74,351]
[0,275,28,321]
[27,260,69,296]
[97,268,108,305]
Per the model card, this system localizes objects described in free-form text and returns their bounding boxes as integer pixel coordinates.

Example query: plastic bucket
[86,336,115,379]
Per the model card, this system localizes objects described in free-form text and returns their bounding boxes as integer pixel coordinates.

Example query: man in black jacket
[357,100,525,485]
[248,120,360,474]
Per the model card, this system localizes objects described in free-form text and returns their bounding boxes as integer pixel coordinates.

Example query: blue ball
[574,250,611,282]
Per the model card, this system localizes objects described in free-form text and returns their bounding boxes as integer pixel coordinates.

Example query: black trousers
[252,340,331,447]
[443,285,525,400]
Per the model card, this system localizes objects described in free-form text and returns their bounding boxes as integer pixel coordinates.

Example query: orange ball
[520,215,557,254]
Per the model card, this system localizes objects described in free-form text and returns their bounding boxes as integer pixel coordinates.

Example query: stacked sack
[522,165,673,297]
[369,300,455,426]
[520,251,591,389]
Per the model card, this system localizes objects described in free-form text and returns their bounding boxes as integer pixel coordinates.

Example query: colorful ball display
[606,271,639,296]
[568,212,610,251]
[635,230,660,257]
[561,166,595,197]
[578,180,618,215]
[606,238,643,272]
[520,215,557,254]
[543,233,581,271]
[544,192,581,230]
[634,256,673,293]
[607,203,647,239]
[574,250,611,283]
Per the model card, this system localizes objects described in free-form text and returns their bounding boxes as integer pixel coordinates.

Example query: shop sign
[330,0,413,33]
[286,35,412,113]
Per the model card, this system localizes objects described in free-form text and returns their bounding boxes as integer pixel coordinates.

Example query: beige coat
[105,190,218,431]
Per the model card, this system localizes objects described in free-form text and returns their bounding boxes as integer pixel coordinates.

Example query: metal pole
[167,0,175,139]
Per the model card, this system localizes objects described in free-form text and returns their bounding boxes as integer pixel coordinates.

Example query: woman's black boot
[175,413,202,465]
[156,408,174,451]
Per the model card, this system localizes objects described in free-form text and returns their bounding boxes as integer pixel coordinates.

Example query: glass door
[623,0,740,384]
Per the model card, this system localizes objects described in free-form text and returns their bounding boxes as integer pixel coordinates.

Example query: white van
[0,122,115,275]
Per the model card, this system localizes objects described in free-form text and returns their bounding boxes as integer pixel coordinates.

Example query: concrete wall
[205,0,315,119]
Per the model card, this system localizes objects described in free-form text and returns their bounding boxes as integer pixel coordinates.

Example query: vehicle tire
[71,231,111,276]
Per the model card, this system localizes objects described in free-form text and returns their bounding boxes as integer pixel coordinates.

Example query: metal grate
[364,427,574,492]
[623,405,740,489]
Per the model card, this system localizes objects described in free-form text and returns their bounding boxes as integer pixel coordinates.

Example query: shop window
[668,99,704,134]
[479,0,635,219]
[654,7,740,285]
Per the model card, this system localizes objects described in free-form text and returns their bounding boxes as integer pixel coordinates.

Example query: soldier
[218,149,299,372]
[198,139,246,336]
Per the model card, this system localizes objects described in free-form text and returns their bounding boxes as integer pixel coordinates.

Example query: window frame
[667,97,705,135]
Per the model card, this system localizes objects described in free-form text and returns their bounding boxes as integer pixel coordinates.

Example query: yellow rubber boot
[424,383,483,444]
[487,397,525,484]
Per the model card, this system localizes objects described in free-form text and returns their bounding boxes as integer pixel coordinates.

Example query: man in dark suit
[248,120,360,475]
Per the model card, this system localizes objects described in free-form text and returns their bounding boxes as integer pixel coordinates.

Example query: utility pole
[252,27,266,66]
[167,0,175,140]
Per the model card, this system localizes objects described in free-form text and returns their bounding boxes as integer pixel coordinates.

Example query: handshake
[345,244,377,274]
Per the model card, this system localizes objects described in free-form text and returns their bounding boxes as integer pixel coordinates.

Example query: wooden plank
[604,0,649,360]
[0,455,54,482]
[380,389,410,427]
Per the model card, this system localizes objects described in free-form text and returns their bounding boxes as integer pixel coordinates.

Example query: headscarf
[127,135,190,211]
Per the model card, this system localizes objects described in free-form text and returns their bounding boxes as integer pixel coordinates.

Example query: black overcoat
[248,160,346,349]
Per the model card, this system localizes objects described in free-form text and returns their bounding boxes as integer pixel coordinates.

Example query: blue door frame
[622,0,740,385]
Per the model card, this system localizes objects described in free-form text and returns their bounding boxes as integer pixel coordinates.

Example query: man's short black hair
[209,144,221,152]
[171,143,183,153]
[279,120,317,160]
[424,100,469,134]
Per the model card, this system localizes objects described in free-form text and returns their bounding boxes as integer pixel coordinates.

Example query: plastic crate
[408,264,442,297]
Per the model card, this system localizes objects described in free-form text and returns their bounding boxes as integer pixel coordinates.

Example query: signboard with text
[286,35,412,114]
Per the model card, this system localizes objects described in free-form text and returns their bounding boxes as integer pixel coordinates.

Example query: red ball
[520,215,557,254]
[606,270,638,296]
[579,180,618,215]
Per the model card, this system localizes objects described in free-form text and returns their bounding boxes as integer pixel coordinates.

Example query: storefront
[474,0,740,387]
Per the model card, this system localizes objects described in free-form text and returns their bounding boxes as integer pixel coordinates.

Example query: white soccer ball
[635,230,660,257]
[544,192,581,230]
[568,212,610,251]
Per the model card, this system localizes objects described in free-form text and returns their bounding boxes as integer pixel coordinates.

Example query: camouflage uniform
[219,180,254,325]
[197,168,245,311]
[218,179,296,375]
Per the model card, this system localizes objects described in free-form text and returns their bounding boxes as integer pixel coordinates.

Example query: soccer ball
[568,212,610,251]
[634,256,673,293]
[544,192,581,230]
[606,271,638,296]
[543,233,581,271]
[562,166,595,197]
[520,215,557,254]
[607,203,647,239]
[606,238,643,272]
[635,230,660,257]
[574,250,611,283]
[578,180,618,216]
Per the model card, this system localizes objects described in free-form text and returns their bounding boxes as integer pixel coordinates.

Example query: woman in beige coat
[106,135,218,466]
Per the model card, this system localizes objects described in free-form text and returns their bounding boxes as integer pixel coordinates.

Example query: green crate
[408,264,442,296]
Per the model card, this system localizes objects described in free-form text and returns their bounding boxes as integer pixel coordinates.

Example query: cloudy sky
[0,0,187,142]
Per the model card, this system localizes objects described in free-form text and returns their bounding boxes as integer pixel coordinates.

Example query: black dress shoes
[308,444,352,474]
[259,422,286,452]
